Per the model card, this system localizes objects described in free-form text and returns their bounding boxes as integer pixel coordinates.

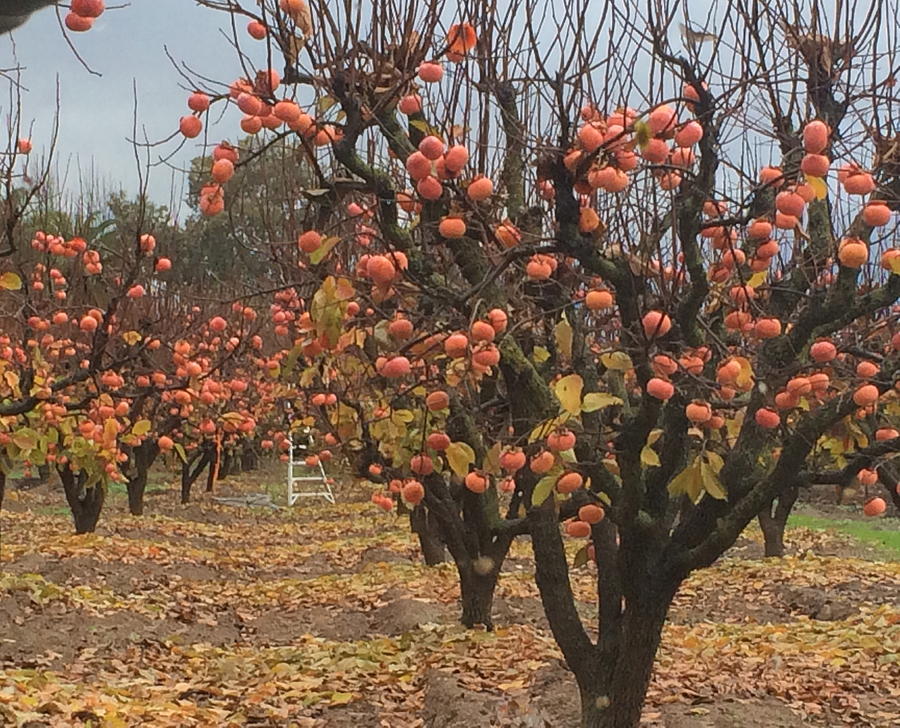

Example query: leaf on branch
[700,455,727,500]
[445,442,475,478]
[173,443,188,464]
[747,271,768,288]
[132,420,152,437]
[582,392,623,412]
[641,446,661,467]
[554,318,573,360]
[531,346,550,364]
[122,331,142,346]
[554,374,583,414]
[531,470,560,507]
[599,351,633,371]
[0,272,22,291]
[483,442,502,475]
[805,175,828,200]
[317,95,337,114]
[309,236,340,265]
[668,455,703,502]
[573,544,590,569]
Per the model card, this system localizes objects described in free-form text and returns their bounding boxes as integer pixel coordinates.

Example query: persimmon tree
[172,0,900,725]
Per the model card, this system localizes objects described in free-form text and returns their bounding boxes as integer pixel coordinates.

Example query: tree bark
[125,440,159,516]
[460,567,499,628]
[59,466,105,534]
[757,485,798,557]
[409,504,447,565]
[206,445,219,491]
[580,596,672,728]
[240,442,258,472]
[0,470,5,511]
[181,450,210,504]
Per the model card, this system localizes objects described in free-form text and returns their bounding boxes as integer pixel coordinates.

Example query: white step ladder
[287,429,335,505]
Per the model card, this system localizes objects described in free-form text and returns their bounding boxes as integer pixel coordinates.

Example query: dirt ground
[1,471,898,727]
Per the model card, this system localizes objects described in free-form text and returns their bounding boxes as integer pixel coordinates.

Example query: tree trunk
[410,505,446,565]
[181,450,210,504]
[459,567,499,629]
[0,470,5,511]
[60,467,105,534]
[206,445,219,492]
[126,440,159,516]
[757,485,798,557]
[241,442,258,472]
[37,464,50,483]
[580,596,672,728]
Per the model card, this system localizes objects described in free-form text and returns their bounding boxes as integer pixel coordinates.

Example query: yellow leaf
[805,174,828,200]
[600,351,633,371]
[132,419,152,437]
[641,446,661,467]
[668,456,703,502]
[554,374,584,414]
[747,271,768,288]
[554,318,573,360]
[390,409,414,425]
[122,330,142,346]
[483,442,502,475]
[700,456,727,500]
[889,255,900,275]
[531,346,550,364]
[529,414,569,443]
[0,272,22,291]
[582,392,623,412]
[445,441,475,478]
[531,469,561,507]
[733,356,755,390]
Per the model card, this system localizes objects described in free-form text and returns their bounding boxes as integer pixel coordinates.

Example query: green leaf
[554,318,573,360]
[309,236,340,265]
[531,473,557,507]
[640,446,661,467]
[0,272,22,291]
[173,443,188,464]
[633,119,652,149]
[554,374,583,414]
[581,392,623,412]
[573,544,590,569]
[317,95,337,113]
[11,428,38,451]
[445,442,475,478]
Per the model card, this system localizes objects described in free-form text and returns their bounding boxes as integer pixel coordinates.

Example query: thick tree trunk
[60,467,105,534]
[580,596,671,728]
[460,568,498,629]
[409,505,447,565]
[127,471,148,516]
[126,440,159,516]
[757,485,798,557]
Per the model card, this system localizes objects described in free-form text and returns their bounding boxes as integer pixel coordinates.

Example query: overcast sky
[1,0,227,211]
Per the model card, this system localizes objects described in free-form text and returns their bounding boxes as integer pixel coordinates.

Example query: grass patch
[789,513,900,556]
